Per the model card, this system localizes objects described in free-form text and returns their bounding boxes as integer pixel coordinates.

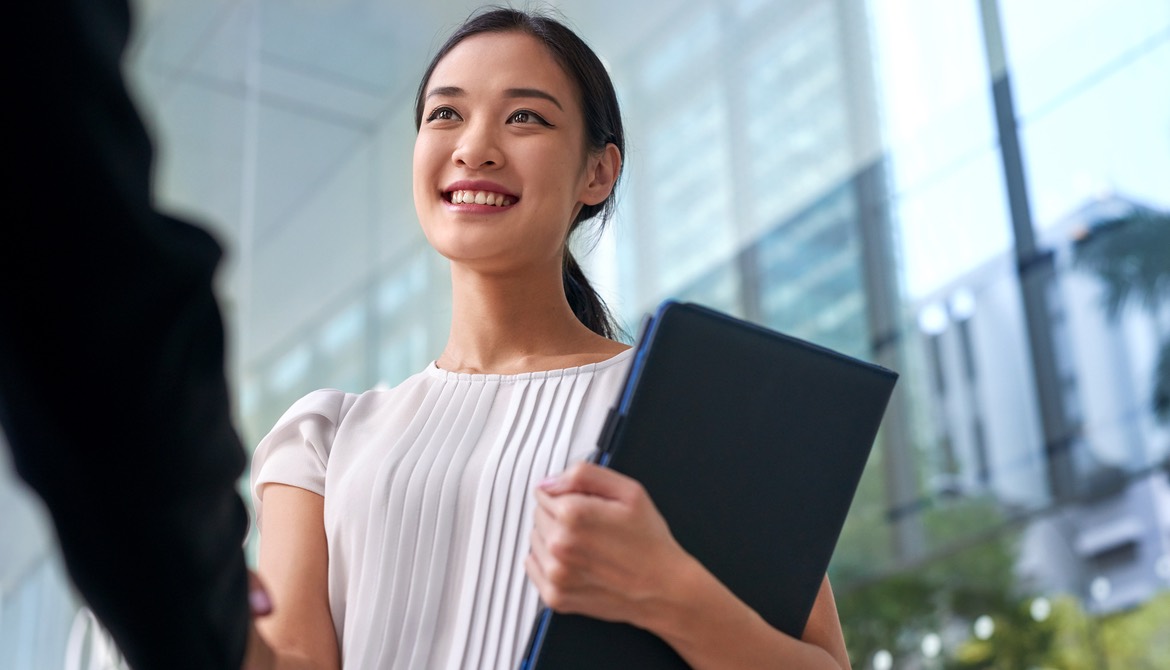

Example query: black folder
[519,300,898,669]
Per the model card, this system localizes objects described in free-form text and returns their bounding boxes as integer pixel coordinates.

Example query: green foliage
[950,591,1170,670]
[836,491,1170,668]
[836,570,939,667]
[920,497,1018,619]
[1073,208,1170,317]
[1096,590,1170,669]
[1073,207,1170,424]
[841,555,1170,669]
[835,496,1018,667]
[950,597,1059,670]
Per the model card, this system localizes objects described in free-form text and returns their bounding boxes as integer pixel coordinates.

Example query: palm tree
[1072,205,1170,425]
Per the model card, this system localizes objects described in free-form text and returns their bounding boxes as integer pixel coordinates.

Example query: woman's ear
[580,143,622,206]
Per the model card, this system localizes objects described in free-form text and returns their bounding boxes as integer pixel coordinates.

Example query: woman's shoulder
[278,364,436,423]
[273,388,355,426]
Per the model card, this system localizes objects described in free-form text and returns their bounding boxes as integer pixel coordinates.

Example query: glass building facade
[2,0,1168,667]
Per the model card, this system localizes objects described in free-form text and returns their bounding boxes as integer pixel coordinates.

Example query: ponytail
[563,250,620,340]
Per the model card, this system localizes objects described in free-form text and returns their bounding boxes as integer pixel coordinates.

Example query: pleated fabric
[251,349,633,669]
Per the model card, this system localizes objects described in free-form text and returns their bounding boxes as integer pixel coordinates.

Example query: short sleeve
[249,388,351,529]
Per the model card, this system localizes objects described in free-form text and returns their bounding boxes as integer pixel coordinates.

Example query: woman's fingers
[528,460,692,628]
[531,495,599,576]
[525,543,615,618]
[538,461,642,502]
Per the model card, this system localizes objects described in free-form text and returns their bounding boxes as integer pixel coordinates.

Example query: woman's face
[412,31,613,274]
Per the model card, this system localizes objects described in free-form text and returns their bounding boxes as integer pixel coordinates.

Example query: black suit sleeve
[1,2,251,668]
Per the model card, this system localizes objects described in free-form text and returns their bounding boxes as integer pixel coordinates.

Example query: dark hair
[414,6,625,340]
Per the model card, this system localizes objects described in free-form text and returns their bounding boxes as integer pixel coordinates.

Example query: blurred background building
[3,0,1168,668]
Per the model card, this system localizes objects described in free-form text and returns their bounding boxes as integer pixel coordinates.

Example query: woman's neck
[437,262,626,374]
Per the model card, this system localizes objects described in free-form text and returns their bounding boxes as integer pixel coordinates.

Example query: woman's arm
[253,484,341,670]
[650,565,849,669]
[526,462,849,670]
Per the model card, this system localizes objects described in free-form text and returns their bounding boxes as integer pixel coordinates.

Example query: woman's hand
[524,461,695,629]
[525,462,850,669]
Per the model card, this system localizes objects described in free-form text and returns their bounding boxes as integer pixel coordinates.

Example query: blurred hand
[242,570,276,670]
[524,462,694,629]
[248,570,273,617]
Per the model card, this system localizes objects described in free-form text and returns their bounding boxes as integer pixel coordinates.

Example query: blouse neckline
[425,348,634,383]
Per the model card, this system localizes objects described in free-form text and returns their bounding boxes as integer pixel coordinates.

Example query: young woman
[249,7,850,669]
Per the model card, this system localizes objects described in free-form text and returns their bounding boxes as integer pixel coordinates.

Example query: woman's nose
[452,123,504,169]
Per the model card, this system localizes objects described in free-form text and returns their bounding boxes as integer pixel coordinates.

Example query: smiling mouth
[445,189,517,207]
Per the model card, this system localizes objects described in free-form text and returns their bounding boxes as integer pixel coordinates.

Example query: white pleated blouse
[250,349,634,669]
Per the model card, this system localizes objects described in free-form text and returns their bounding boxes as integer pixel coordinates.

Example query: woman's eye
[508,110,549,126]
[426,107,459,122]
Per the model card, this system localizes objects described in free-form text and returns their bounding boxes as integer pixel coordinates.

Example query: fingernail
[538,474,560,491]
[249,588,272,615]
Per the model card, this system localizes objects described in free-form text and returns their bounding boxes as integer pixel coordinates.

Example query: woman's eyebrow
[425,85,464,100]
[503,88,563,111]
[425,85,563,111]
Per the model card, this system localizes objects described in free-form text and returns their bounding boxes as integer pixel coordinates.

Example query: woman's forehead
[428,31,575,99]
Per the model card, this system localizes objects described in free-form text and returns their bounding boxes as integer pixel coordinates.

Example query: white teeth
[449,189,514,207]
